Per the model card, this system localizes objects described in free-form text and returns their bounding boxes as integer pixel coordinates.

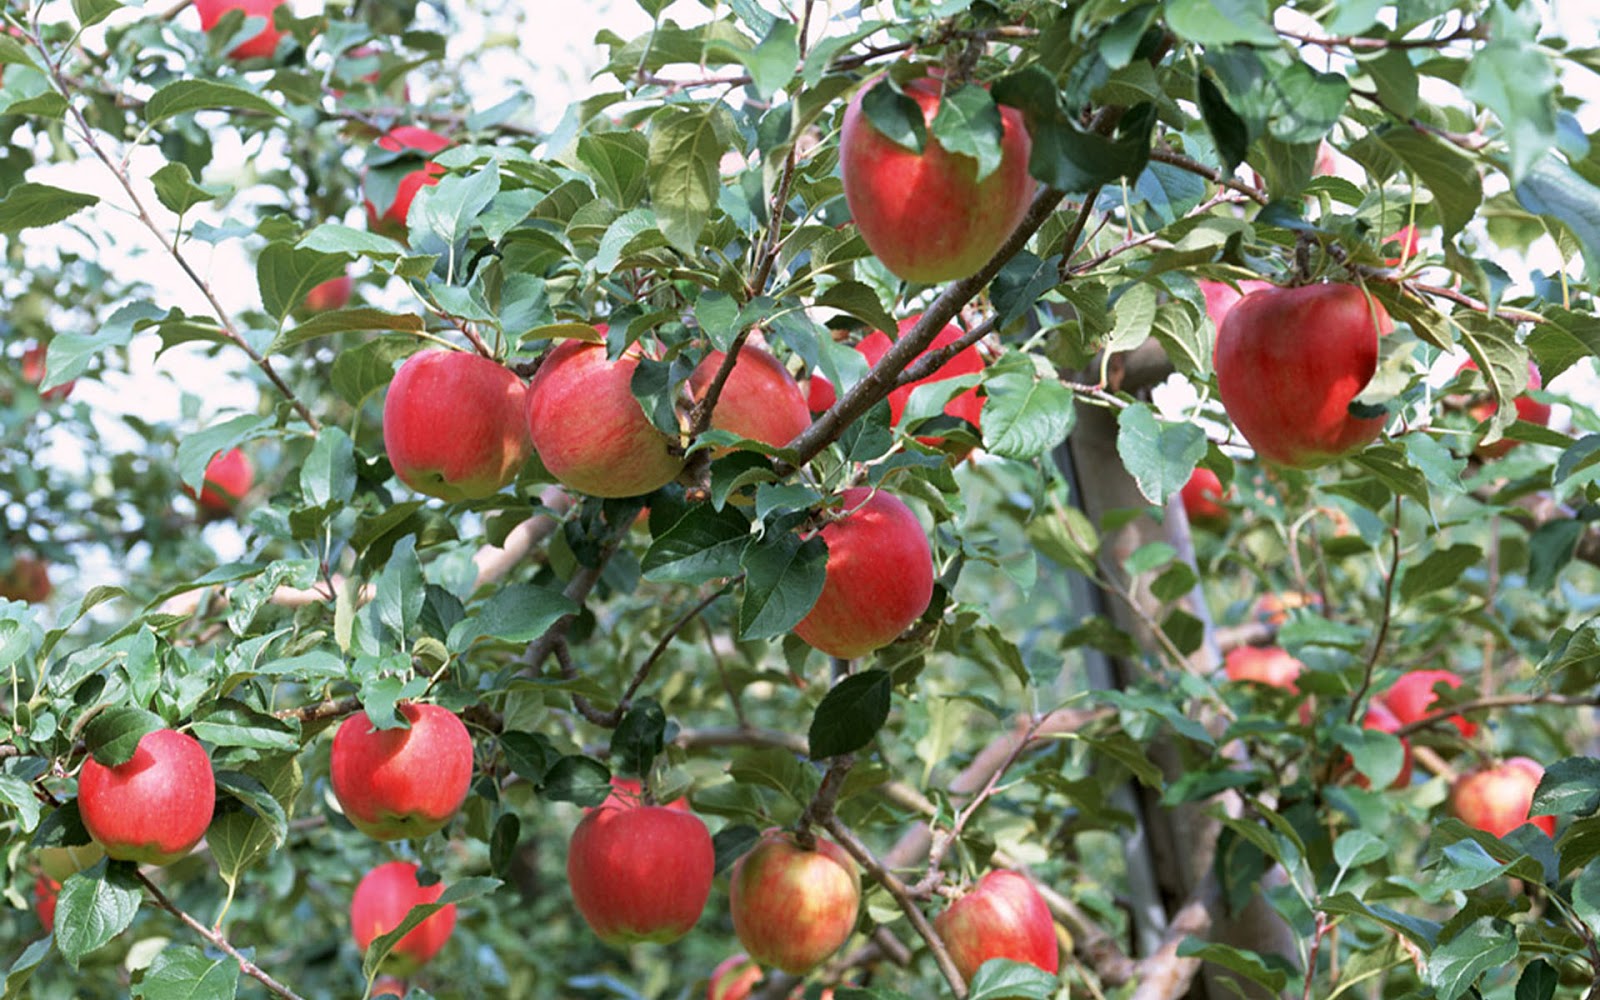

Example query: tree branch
[137,869,308,1000]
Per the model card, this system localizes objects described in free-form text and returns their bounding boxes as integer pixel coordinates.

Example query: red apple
[303,274,353,312]
[1382,669,1476,738]
[566,791,714,946]
[383,349,532,501]
[840,74,1035,283]
[806,374,837,414]
[1180,467,1228,528]
[525,337,684,498]
[793,488,934,659]
[189,447,254,513]
[1223,646,1302,691]
[33,875,58,934]
[193,0,285,61]
[363,126,451,239]
[708,954,764,1000]
[351,861,457,975]
[1215,283,1390,468]
[1458,359,1550,459]
[730,829,861,976]
[1451,757,1555,838]
[330,703,474,841]
[0,555,52,604]
[1198,279,1273,331]
[78,728,215,866]
[855,316,985,454]
[934,869,1059,984]
[689,345,811,449]
[1349,701,1413,790]
[21,342,73,401]
[1383,226,1421,267]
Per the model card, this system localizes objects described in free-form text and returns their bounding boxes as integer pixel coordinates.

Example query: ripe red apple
[1383,226,1421,267]
[363,126,451,239]
[806,373,837,414]
[525,337,684,498]
[78,728,215,866]
[566,791,714,946]
[382,349,532,501]
[1451,757,1555,838]
[303,274,353,312]
[193,0,285,60]
[330,703,474,841]
[1198,279,1273,331]
[1180,467,1228,528]
[351,861,457,975]
[730,829,860,976]
[1215,283,1390,468]
[1349,701,1413,790]
[1458,359,1551,459]
[688,345,810,449]
[934,869,1059,984]
[840,74,1035,283]
[1382,669,1476,738]
[1223,646,1302,691]
[33,875,58,934]
[1254,591,1323,626]
[793,488,934,659]
[855,316,985,454]
[21,342,73,401]
[0,555,52,604]
[189,447,254,513]
[708,954,764,1000]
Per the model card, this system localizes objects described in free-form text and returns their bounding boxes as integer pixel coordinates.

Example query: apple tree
[4,0,1600,998]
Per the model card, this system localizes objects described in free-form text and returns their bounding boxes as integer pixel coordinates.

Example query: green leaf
[1462,2,1557,184]
[860,77,926,154]
[83,706,164,767]
[2,937,51,1000]
[738,532,828,641]
[980,356,1076,460]
[1116,402,1207,506]
[256,242,348,322]
[1398,544,1483,601]
[994,70,1155,191]
[361,876,500,980]
[0,182,98,236]
[965,957,1061,1000]
[1378,127,1483,240]
[150,162,226,216]
[211,754,301,888]
[815,281,896,337]
[1527,519,1583,592]
[373,535,424,644]
[1333,829,1388,870]
[331,335,421,406]
[808,669,892,759]
[1265,62,1349,145]
[132,944,240,1000]
[930,84,1005,182]
[540,755,612,806]
[446,583,579,651]
[1197,74,1249,173]
[0,775,41,833]
[144,80,283,123]
[1172,940,1287,993]
[576,132,650,208]
[298,223,408,258]
[1516,154,1600,277]
[648,103,731,254]
[992,251,1061,327]
[1516,961,1559,1000]
[1163,0,1276,46]
[643,504,752,584]
[71,0,122,28]
[53,862,143,968]
[300,425,356,508]
[1425,916,1518,1000]
[410,166,501,256]
[176,413,271,497]
[1572,858,1600,939]
[1531,756,1600,818]
[712,824,761,874]
[500,731,559,785]
[743,19,799,99]
[609,699,667,777]
[190,699,300,752]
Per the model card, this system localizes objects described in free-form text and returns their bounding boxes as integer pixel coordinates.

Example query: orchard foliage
[4,1,1600,999]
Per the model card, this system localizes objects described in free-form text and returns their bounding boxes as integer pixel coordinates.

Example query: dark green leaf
[145,80,283,122]
[540,755,612,806]
[84,707,164,768]
[1117,402,1206,506]
[808,669,892,759]
[609,698,667,777]
[53,863,142,968]
[738,532,828,641]
[0,183,98,236]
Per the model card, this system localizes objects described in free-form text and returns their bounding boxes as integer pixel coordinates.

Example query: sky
[15,0,1600,574]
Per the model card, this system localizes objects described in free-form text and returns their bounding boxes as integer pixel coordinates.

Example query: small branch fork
[35,34,322,432]
[137,870,308,1000]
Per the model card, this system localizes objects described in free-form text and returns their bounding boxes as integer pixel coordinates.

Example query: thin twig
[572,586,730,728]
[137,870,308,1000]
[1348,496,1403,722]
